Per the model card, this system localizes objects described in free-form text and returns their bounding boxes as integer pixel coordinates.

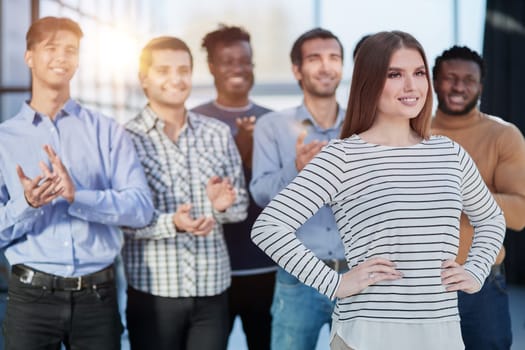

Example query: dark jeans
[126,286,229,350]
[228,272,275,350]
[458,265,512,350]
[3,273,122,350]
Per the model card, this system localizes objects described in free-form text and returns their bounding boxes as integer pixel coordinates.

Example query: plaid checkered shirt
[122,106,248,297]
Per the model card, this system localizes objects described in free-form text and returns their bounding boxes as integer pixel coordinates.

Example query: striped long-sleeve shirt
[251,134,505,323]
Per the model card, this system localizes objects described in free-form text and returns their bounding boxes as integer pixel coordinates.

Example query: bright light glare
[98,28,141,82]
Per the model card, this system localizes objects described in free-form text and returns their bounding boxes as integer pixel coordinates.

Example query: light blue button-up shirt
[250,102,346,260]
[0,100,154,276]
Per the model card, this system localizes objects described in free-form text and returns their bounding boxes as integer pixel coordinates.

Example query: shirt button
[64,241,69,247]
[66,266,73,271]
[326,227,331,231]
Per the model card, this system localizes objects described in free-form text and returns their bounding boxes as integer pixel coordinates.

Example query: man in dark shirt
[192,24,275,350]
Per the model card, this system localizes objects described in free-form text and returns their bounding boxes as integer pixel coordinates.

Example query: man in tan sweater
[432,45,525,350]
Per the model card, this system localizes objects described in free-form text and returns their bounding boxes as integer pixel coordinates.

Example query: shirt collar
[296,100,345,130]
[212,100,254,112]
[142,105,202,134]
[186,111,202,131]
[141,106,159,131]
[19,98,81,125]
[63,98,81,115]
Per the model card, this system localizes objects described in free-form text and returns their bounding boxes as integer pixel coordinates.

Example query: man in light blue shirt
[0,17,153,350]
[250,28,346,350]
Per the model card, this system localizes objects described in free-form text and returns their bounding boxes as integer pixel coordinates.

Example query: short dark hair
[26,16,83,50]
[139,36,193,75]
[432,45,485,81]
[201,24,251,62]
[290,28,344,67]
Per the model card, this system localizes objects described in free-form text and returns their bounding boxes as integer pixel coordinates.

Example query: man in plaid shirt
[122,36,248,350]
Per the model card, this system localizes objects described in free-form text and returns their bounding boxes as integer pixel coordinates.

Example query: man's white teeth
[450,95,464,103]
[399,97,417,102]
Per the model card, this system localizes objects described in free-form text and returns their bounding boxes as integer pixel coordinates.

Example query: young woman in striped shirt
[251,31,505,350]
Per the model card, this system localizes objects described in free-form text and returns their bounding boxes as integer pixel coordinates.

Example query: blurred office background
[1,0,487,123]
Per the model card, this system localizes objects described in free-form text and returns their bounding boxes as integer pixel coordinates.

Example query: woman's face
[376,48,428,124]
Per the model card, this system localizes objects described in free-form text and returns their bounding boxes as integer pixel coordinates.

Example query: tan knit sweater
[432,109,525,265]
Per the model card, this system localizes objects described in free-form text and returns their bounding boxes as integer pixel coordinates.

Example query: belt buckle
[19,269,35,284]
[63,276,82,291]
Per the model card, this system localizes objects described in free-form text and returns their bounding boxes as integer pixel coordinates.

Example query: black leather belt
[322,259,348,273]
[12,264,115,291]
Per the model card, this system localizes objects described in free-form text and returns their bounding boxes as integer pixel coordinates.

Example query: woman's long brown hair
[340,31,433,139]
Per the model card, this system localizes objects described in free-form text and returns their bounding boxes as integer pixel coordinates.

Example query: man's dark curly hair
[201,24,251,62]
[432,45,485,81]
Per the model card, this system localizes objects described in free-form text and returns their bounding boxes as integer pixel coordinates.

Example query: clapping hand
[16,144,75,207]
[295,130,328,171]
[42,145,75,203]
[206,176,236,212]
[235,116,256,167]
[173,203,215,236]
[235,116,256,139]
